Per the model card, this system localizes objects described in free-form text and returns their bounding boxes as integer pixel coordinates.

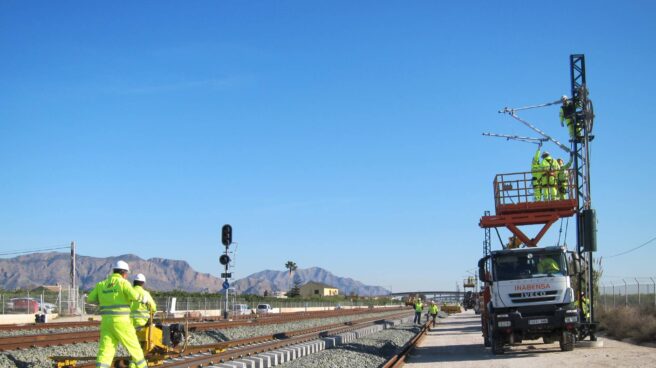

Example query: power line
[605,236,656,259]
[0,245,69,257]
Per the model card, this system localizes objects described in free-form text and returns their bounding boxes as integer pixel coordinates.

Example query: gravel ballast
[280,323,420,368]
[0,310,412,368]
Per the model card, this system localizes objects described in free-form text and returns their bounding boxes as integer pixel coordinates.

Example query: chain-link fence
[598,278,656,308]
[1,286,82,315]
[3,289,403,317]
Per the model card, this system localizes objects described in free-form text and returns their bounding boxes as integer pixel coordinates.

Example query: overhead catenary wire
[605,235,656,259]
[500,99,562,112]
[482,132,549,145]
[0,244,69,257]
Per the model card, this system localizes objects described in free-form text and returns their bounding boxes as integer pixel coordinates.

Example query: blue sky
[1,1,655,291]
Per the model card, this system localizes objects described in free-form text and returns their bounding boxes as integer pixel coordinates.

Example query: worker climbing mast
[569,54,597,341]
[477,55,596,354]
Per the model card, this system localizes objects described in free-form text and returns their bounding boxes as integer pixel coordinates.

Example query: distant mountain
[0,252,223,292]
[232,267,390,296]
[0,253,390,296]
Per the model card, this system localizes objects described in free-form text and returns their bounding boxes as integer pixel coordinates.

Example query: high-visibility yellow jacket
[414,301,423,312]
[88,273,145,321]
[541,156,560,185]
[130,285,157,327]
[429,304,439,315]
[532,149,543,180]
[537,257,560,274]
[558,158,572,183]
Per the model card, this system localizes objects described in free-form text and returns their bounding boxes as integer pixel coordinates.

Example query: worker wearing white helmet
[559,94,579,141]
[87,260,151,368]
[540,152,560,200]
[130,273,157,328]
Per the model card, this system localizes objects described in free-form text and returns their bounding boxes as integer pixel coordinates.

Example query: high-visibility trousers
[96,317,147,368]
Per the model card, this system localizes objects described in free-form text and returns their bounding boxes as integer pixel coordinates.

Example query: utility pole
[570,54,597,341]
[70,241,77,315]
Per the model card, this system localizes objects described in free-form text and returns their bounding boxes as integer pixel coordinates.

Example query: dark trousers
[414,311,421,324]
[430,313,438,327]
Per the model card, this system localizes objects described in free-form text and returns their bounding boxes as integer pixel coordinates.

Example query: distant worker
[130,273,157,329]
[531,147,544,201]
[429,301,439,327]
[556,157,573,200]
[88,260,151,368]
[540,152,560,200]
[506,235,522,249]
[559,95,580,142]
[413,299,424,325]
[536,255,560,274]
[576,291,591,322]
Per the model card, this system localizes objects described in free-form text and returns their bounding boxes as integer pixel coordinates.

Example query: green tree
[285,261,298,275]
[288,273,302,297]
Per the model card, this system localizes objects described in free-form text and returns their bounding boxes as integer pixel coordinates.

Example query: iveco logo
[521,291,547,298]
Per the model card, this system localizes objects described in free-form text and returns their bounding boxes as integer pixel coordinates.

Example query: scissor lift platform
[479,170,577,247]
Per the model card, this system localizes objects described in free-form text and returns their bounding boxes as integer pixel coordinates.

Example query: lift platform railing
[492,169,577,214]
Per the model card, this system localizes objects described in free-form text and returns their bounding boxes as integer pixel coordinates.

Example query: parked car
[40,302,57,314]
[8,298,39,313]
[232,304,251,315]
[256,304,272,314]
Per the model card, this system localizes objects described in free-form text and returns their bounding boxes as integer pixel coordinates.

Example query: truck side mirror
[478,257,490,282]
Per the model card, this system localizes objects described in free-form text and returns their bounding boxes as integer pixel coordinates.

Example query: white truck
[478,245,580,354]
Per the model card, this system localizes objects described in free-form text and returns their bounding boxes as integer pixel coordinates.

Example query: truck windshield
[493,252,567,281]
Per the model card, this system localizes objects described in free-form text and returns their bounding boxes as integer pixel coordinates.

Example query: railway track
[0,307,406,351]
[52,310,414,368]
[381,321,429,367]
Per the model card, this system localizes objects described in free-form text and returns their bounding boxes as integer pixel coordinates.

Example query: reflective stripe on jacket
[130,285,156,326]
[88,273,143,320]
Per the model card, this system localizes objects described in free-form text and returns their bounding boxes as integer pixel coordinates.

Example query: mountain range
[0,252,389,296]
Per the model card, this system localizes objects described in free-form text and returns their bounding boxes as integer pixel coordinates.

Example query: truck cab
[479,246,580,354]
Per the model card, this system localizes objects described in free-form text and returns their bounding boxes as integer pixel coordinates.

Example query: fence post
[611,282,615,308]
[636,278,641,305]
[651,277,656,307]
[623,279,628,306]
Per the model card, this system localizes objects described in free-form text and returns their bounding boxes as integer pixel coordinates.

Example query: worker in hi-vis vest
[531,147,544,201]
[556,157,572,200]
[429,302,439,327]
[560,95,580,141]
[130,273,156,329]
[540,152,560,200]
[87,260,151,368]
[413,299,424,324]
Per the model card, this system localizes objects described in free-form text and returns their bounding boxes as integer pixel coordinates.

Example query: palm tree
[284,261,298,276]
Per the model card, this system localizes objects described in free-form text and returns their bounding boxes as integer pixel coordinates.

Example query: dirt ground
[404,309,656,368]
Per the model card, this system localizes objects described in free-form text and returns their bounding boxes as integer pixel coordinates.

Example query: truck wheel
[559,331,575,351]
[491,335,504,355]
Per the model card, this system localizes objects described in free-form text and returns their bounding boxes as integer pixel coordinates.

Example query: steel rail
[53,311,413,368]
[381,321,429,368]
[0,307,405,352]
[0,306,403,332]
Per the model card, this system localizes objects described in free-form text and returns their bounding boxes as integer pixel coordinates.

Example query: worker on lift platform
[531,147,543,201]
[557,157,573,200]
[540,152,560,201]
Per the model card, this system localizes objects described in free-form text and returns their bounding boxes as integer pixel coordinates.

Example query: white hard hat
[113,260,130,272]
[561,95,568,101]
[135,273,146,283]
